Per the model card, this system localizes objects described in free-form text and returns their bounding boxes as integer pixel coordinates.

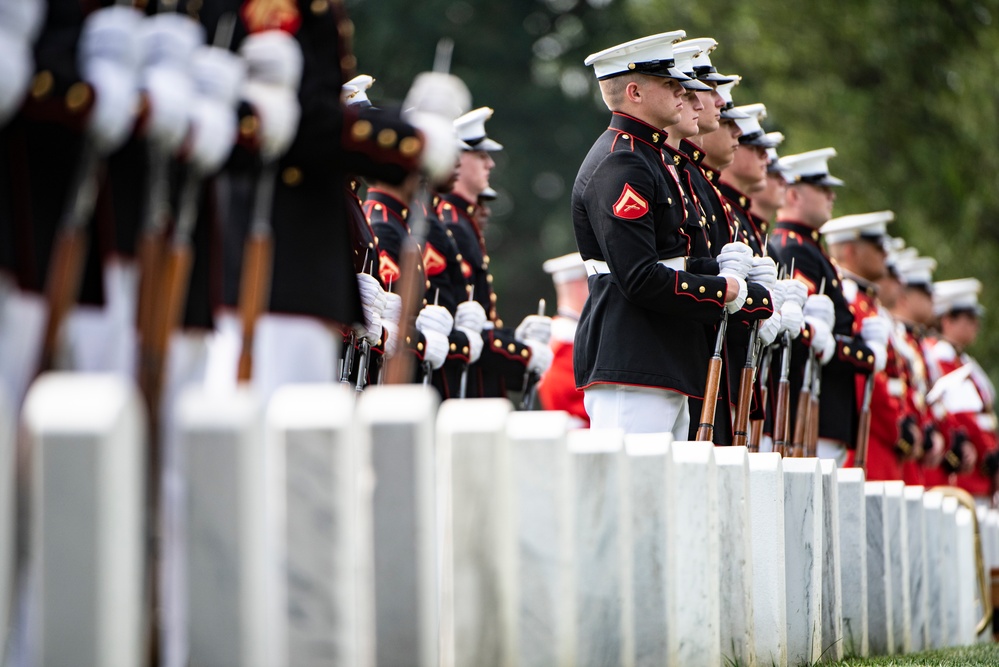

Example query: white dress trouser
[584,383,690,439]
[817,437,848,466]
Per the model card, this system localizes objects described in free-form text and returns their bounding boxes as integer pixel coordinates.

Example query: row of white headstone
[6,374,995,666]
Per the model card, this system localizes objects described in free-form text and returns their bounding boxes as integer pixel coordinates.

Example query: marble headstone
[941,497,960,647]
[508,411,576,667]
[904,486,929,652]
[818,460,843,662]
[178,387,281,667]
[955,506,978,647]
[358,386,440,667]
[713,446,756,667]
[748,453,787,667]
[268,384,369,667]
[438,399,517,667]
[922,491,945,649]
[836,468,868,658]
[782,457,823,665]
[23,374,146,667]
[568,429,633,667]
[865,482,893,656]
[668,441,720,667]
[883,481,911,654]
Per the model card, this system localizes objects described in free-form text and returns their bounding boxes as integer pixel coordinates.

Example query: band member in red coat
[536,252,590,427]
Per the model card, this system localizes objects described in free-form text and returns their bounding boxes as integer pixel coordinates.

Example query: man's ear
[625,80,642,104]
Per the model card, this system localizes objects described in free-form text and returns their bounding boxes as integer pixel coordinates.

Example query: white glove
[454,299,487,332]
[860,315,891,347]
[805,317,835,365]
[356,273,386,344]
[407,111,455,187]
[803,293,835,329]
[457,326,483,363]
[421,330,448,370]
[747,255,778,291]
[140,13,203,151]
[0,29,32,126]
[779,301,804,338]
[758,312,783,347]
[781,278,808,308]
[0,0,45,41]
[861,316,891,373]
[526,340,553,374]
[515,314,552,345]
[725,276,748,314]
[78,6,144,153]
[768,280,787,313]
[381,292,402,356]
[186,46,245,173]
[716,242,753,280]
[415,304,454,337]
[240,30,303,160]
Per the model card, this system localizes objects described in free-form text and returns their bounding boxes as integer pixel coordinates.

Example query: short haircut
[597,73,643,111]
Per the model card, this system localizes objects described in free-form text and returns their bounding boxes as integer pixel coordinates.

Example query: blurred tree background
[347,0,999,376]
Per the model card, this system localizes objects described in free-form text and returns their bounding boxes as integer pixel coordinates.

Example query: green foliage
[348,0,999,378]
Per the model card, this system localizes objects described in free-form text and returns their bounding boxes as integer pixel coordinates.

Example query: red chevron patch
[612,183,649,220]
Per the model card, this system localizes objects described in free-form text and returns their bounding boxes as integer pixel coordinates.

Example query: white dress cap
[672,43,712,90]
[342,74,375,107]
[681,37,736,83]
[584,31,690,81]
[542,252,587,285]
[765,133,786,170]
[716,74,749,119]
[734,103,781,147]
[820,210,894,245]
[778,147,844,187]
[933,278,984,316]
[895,254,937,289]
[454,106,503,152]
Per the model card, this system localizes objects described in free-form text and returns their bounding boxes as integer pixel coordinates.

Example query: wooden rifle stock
[772,333,792,455]
[791,353,813,457]
[854,373,875,470]
[732,325,760,448]
[38,139,101,374]
[749,346,773,452]
[696,311,729,442]
[806,361,821,457]
[236,163,277,382]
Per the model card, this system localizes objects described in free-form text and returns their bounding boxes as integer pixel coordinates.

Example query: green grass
[829,642,999,666]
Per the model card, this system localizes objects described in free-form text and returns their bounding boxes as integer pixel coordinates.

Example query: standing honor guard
[769,149,878,463]
[439,106,551,399]
[821,211,914,479]
[925,278,998,497]
[573,31,757,437]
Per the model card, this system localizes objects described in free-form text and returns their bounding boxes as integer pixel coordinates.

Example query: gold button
[812,231,819,240]
[463,346,469,354]
[351,120,373,141]
[467,205,475,215]
[494,340,502,348]
[844,346,851,355]
[508,343,517,353]
[425,280,431,289]
[400,136,422,157]
[803,328,810,338]
[310,0,328,13]
[681,282,688,289]
[422,298,428,306]
[762,298,769,305]
[699,286,705,293]
[484,255,491,264]
[456,253,463,261]
[621,134,630,139]
[341,54,357,71]
[450,343,457,352]
[495,318,503,327]
[282,166,302,186]
[522,349,530,358]
[487,275,493,283]
[668,198,673,205]
[65,82,91,113]
[490,293,497,302]
[31,71,53,99]
[402,209,408,219]
[856,350,864,359]
[868,355,874,363]
[746,297,753,305]
[406,336,412,344]
[418,342,424,351]
[377,128,398,148]
[717,291,724,298]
